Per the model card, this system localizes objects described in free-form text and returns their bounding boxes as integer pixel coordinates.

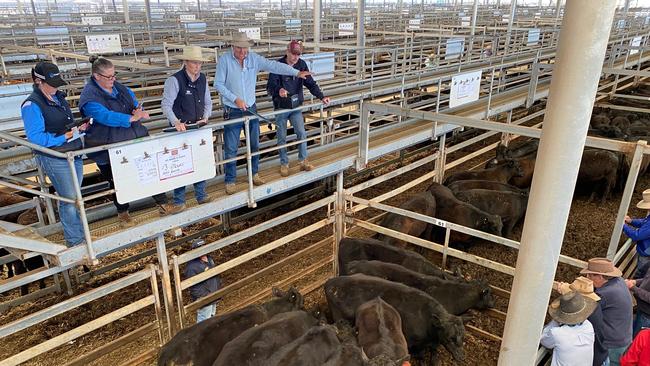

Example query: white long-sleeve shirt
[540,320,595,366]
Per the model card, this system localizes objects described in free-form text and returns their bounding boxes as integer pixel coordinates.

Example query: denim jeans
[634,254,650,279]
[173,181,207,205]
[633,311,650,337]
[97,163,167,212]
[608,345,629,366]
[275,110,307,166]
[196,303,216,323]
[35,154,84,247]
[223,104,260,184]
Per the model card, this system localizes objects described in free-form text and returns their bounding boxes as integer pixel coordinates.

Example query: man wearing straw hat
[582,258,634,366]
[161,45,214,214]
[624,189,650,279]
[214,32,312,195]
[554,277,608,366]
[540,291,596,366]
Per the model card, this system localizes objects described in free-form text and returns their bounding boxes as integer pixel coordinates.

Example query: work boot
[163,203,185,215]
[118,211,135,228]
[300,160,314,171]
[225,183,237,195]
[280,164,290,177]
[253,174,266,186]
[197,196,214,205]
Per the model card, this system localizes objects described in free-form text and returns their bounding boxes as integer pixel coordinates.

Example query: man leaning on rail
[79,56,172,227]
[160,45,215,214]
[214,32,312,195]
[20,61,89,247]
[184,239,222,323]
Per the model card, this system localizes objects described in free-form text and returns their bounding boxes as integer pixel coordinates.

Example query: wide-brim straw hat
[569,276,601,302]
[580,257,623,277]
[173,45,210,62]
[549,291,597,325]
[230,32,253,48]
[637,189,650,210]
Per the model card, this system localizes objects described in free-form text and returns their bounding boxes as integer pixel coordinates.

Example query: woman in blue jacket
[624,189,650,279]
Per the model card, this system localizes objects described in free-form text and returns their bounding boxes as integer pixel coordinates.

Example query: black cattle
[591,113,611,128]
[356,297,410,364]
[325,274,467,361]
[157,287,303,366]
[444,159,523,185]
[427,183,503,244]
[375,192,436,249]
[0,249,46,296]
[578,149,626,202]
[611,116,631,135]
[454,189,529,238]
[485,144,537,188]
[346,260,494,315]
[338,237,453,279]
[590,125,628,139]
[213,310,318,366]
[447,179,525,194]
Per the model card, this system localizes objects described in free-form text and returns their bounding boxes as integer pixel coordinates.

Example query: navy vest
[79,78,149,164]
[23,87,82,154]
[171,69,207,123]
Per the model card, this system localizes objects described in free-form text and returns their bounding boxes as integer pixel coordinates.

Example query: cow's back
[266,325,343,366]
[356,297,409,363]
[447,179,523,194]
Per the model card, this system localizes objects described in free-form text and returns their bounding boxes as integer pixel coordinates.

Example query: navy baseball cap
[32,62,67,88]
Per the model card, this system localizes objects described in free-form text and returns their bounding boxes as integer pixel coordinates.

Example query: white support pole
[156,234,178,339]
[314,0,321,52]
[554,0,562,19]
[469,0,479,54]
[498,1,617,365]
[356,0,366,79]
[505,0,516,54]
[122,0,129,24]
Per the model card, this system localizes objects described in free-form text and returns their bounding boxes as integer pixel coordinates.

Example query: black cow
[578,149,626,202]
[444,159,523,185]
[346,260,494,315]
[485,144,537,188]
[325,274,467,361]
[356,297,410,364]
[454,189,529,238]
[447,179,525,194]
[427,183,503,244]
[338,237,454,280]
[213,310,318,366]
[0,249,46,296]
[375,192,436,249]
[157,287,303,366]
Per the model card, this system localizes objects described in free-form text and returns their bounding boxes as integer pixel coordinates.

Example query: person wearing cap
[623,189,650,279]
[540,291,596,366]
[160,45,214,214]
[266,40,331,177]
[21,61,89,247]
[79,56,171,227]
[625,261,650,337]
[581,257,634,365]
[553,277,608,366]
[620,328,650,366]
[214,32,312,195]
[184,239,222,323]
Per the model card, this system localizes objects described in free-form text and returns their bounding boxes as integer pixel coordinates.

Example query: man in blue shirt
[184,239,221,323]
[624,189,650,279]
[21,62,88,247]
[266,40,330,177]
[214,32,312,195]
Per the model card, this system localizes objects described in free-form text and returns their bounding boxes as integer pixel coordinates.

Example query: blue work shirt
[21,96,68,148]
[624,216,650,256]
[80,85,139,128]
[214,50,299,109]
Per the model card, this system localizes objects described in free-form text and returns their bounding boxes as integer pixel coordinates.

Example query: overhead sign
[81,16,103,25]
[184,22,207,34]
[445,37,465,59]
[461,16,470,27]
[179,14,196,21]
[630,36,643,55]
[449,70,482,109]
[255,12,268,20]
[617,19,626,29]
[301,52,335,81]
[408,19,421,30]
[85,34,122,54]
[109,129,216,204]
[338,22,354,36]
[35,27,70,46]
[526,28,541,46]
[238,27,261,40]
[285,19,301,32]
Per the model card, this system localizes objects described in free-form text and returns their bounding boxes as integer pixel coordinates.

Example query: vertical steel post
[122,0,130,24]
[66,154,96,263]
[498,1,617,364]
[156,234,178,339]
[171,255,186,329]
[314,0,321,52]
[243,117,256,208]
[468,0,479,55]
[149,264,166,343]
[334,171,344,276]
[356,0,366,80]
[505,0,516,55]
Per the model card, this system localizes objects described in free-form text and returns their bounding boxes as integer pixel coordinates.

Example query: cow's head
[270,286,304,312]
[470,279,495,310]
[505,159,525,177]
[437,315,466,361]
[477,214,502,237]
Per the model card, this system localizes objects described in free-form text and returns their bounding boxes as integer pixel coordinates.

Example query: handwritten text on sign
[157,147,194,180]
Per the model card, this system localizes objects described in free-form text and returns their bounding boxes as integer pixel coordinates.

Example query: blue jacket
[184,256,221,302]
[595,277,633,348]
[79,77,149,165]
[623,216,650,257]
[266,56,325,109]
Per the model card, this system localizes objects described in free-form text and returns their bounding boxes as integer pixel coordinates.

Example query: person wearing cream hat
[581,258,633,366]
[624,189,650,279]
[541,291,596,366]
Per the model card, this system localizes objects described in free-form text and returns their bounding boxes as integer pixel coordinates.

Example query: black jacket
[184,256,221,302]
[266,56,325,110]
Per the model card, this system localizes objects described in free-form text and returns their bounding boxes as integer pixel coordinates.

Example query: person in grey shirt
[161,45,214,214]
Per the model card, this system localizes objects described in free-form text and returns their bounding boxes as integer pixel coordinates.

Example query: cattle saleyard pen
[1,0,650,365]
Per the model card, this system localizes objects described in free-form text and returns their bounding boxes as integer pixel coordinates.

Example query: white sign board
[449,70,482,109]
[526,28,540,46]
[617,19,626,29]
[255,12,268,20]
[238,27,261,40]
[85,34,122,54]
[285,19,302,32]
[408,19,421,30]
[109,129,216,204]
[502,15,510,23]
[81,16,103,25]
[338,22,354,36]
[301,52,335,81]
[646,16,650,25]
[461,16,470,27]
[445,38,465,59]
[630,36,643,55]
[179,14,196,21]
